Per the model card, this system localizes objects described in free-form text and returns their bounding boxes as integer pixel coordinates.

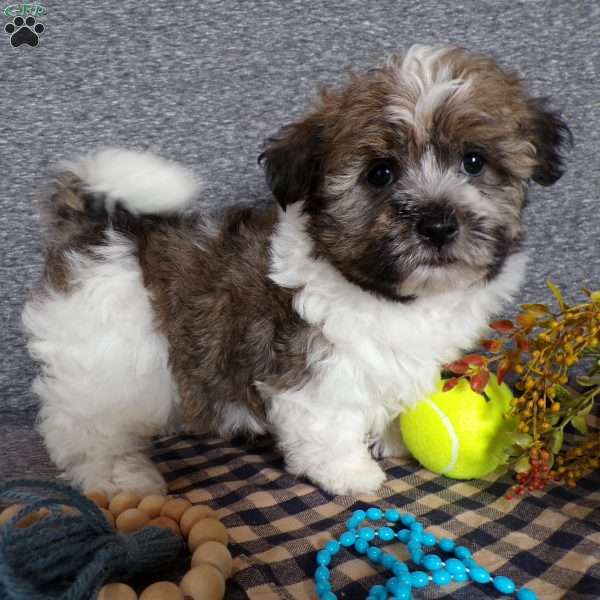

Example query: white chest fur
[269,205,526,435]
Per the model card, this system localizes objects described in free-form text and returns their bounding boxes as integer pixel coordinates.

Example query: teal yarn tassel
[0,480,184,600]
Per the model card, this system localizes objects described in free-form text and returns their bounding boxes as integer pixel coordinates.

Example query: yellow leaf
[547,280,567,311]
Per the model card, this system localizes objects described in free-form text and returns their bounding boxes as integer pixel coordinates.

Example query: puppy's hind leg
[24,235,178,495]
[23,149,198,495]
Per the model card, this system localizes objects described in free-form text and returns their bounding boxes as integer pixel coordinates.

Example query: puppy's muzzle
[416,206,459,249]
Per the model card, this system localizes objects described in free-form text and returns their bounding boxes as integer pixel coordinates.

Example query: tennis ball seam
[422,398,459,474]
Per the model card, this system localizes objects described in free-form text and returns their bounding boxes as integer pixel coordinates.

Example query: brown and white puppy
[23,45,569,496]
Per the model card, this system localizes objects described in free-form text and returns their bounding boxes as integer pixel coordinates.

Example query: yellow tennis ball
[399,374,515,479]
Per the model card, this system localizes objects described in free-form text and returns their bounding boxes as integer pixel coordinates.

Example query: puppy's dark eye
[462,152,485,176]
[367,159,396,188]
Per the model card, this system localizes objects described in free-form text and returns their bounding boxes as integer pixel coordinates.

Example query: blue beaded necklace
[313,507,538,600]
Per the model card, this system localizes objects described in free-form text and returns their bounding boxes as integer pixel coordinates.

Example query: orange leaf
[516,313,537,329]
[481,338,504,353]
[443,378,460,392]
[497,359,511,384]
[516,335,530,352]
[462,353,485,366]
[490,319,516,333]
[470,369,490,393]
[445,360,468,374]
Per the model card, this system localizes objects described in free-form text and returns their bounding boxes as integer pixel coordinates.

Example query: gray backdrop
[1,1,599,477]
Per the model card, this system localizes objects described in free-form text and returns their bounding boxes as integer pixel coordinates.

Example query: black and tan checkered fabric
[153,430,600,600]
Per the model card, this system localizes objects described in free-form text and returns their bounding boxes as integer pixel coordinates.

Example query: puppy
[23,45,569,496]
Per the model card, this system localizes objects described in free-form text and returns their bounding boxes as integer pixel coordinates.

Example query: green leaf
[576,375,600,388]
[514,455,531,473]
[550,429,564,454]
[571,416,589,434]
[509,432,533,449]
[547,280,567,311]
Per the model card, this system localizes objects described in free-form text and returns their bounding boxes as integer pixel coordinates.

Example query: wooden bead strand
[83,490,232,600]
[1,490,232,600]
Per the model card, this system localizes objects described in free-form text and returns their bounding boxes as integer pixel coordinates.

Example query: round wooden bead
[139,581,184,600]
[147,516,181,537]
[116,508,150,534]
[160,498,192,522]
[86,490,109,509]
[109,492,141,518]
[138,495,167,519]
[179,564,225,600]
[188,518,228,552]
[101,508,116,528]
[97,582,137,600]
[0,505,23,526]
[191,541,232,578]
[180,505,218,538]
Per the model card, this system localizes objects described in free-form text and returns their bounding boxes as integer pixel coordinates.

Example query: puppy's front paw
[306,456,387,496]
[370,432,410,459]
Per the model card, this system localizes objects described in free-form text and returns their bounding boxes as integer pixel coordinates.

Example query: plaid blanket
[152,433,600,600]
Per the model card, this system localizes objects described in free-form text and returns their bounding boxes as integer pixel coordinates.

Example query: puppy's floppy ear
[528,99,572,186]
[259,118,322,209]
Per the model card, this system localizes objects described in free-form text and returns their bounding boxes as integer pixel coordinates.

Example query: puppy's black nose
[416,211,459,248]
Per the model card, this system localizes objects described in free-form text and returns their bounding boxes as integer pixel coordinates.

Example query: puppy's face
[261,45,570,300]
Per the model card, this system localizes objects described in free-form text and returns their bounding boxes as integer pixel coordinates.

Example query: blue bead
[421,533,436,547]
[410,522,423,534]
[410,551,423,565]
[359,526,375,541]
[320,592,337,600]
[469,565,491,584]
[410,571,430,588]
[381,553,397,570]
[446,558,466,575]
[340,531,356,547]
[454,546,472,560]
[400,513,415,527]
[367,546,383,564]
[315,566,330,582]
[493,576,516,594]
[422,554,443,571]
[399,573,412,586]
[393,583,412,600]
[385,508,400,522]
[462,557,477,569]
[438,538,455,553]
[369,584,387,600]
[517,588,539,600]
[393,561,409,576]
[397,529,411,543]
[315,580,331,595]
[432,569,452,586]
[407,540,421,554]
[346,517,360,530]
[354,538,369,554]
[453,572,469,583]
[352,509,367,522]
[316,550,331,566]
[386,577,401,593]
[409,532,422,544]
[325,540,340,555]
[366,507,384,521]
[379,526,395,542]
